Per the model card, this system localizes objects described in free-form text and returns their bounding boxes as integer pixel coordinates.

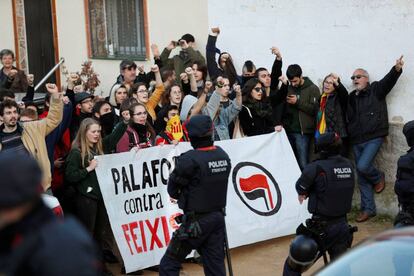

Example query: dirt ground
[109,217,392,276]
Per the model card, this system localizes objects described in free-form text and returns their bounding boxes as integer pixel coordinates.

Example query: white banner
[95,130,309,273]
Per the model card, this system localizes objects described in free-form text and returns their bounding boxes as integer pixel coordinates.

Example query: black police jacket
[168,145,231,213]
[0,202,100,276]
[395,148,414,205]
[296,155,355,217]
[347,66,402,145]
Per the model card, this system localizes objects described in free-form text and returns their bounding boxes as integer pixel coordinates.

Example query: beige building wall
[55,0,208,97]
[0,1,17,55]
[0,0,208,96]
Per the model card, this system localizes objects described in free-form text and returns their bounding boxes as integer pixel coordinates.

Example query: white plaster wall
[0,0,16,53]
[55,0,208,97]
[208,0,414,123]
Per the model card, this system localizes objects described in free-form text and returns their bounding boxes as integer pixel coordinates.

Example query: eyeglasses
[137,90,148,93]
[253,87,263,92]
[351,75,366,80]
[133,111,147,116]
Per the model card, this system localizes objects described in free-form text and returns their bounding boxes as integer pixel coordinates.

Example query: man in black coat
[0,153,101,276]
[159,114,231,276]
[347,56,404,222]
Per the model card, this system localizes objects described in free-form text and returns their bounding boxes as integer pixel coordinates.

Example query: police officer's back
[283,133,356,276]
[0,153,100,276]
[159,115,231,276]
[394,120,414,227]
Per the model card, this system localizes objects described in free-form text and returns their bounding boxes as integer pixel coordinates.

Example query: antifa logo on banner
[232,162,281,216]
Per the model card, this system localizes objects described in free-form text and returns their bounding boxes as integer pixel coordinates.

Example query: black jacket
[168,146,231,213]
[394,148,414,206]
[296,154,355,217]
[0,202,100,276]
[323,82,349,138]
[347,66,402,144]
[239,102,275,136]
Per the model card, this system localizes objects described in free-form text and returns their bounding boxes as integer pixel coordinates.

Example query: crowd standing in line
[0,26,406,275]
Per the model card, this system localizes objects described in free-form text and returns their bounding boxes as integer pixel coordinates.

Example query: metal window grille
[88,0,146,59]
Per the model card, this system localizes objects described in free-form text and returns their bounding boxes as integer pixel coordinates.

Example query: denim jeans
[287,133,311,170]
[352,137,384,215]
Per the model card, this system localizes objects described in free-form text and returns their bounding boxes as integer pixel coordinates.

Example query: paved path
[110,219,392,275]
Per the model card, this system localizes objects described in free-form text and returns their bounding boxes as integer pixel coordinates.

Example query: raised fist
[27,74,34,86]
[8,69,18,78]
[279,75,288,85]
[205,80,213,91]
[137,65,145,74]
[185,67,194,75]
[180,72,188,82]
[46,83,58,94]
[151,64,159,73]
[271,47,282,60]
[211,27,220,35]
[151,44,160,58]
[167,41,177,50]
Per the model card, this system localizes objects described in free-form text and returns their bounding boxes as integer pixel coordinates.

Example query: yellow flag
[166,115,183,141]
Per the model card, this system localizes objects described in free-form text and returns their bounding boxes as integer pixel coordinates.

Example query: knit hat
[179,95,198,122]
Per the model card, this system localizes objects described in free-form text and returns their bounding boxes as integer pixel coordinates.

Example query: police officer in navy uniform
[394,120,414,227]
[283,132,356,276]
[159,114,231,276]
[0,153,101,276]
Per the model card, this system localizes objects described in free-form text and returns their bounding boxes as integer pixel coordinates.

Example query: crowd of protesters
[0,26,405,275]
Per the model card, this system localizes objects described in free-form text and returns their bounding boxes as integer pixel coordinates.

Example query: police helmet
[287,235,319,273]
[315,132,342,154]
[394,211,414,228]
[186,114,214,138]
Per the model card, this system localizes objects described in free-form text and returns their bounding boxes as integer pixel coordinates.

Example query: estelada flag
[239,174,274,211]
[166,115,183,141]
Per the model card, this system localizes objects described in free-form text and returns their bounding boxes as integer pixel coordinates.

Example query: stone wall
[352,120,410,217]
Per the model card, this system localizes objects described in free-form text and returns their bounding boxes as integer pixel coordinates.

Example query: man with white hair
[347,56,404,222]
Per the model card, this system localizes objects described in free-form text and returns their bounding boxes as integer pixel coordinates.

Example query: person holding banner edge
[159,114,231,276]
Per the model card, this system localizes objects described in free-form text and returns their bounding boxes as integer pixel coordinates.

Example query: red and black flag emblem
[239,174,275,211]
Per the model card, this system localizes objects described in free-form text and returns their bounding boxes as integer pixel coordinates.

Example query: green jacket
[65,122,127,200]
[283,77,320,134]
[160,47,206,84]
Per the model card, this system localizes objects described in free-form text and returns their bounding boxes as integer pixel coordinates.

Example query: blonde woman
[65,117,127,272]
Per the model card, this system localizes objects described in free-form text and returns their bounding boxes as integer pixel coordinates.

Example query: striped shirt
[0,129,29,156]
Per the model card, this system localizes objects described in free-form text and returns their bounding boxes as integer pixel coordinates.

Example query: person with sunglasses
[116,103,155,153]
[238,78,279,136]
[347,56,404,223]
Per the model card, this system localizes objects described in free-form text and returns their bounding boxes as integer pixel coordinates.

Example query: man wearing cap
[347,56,404,222]
[0,153,100,276]
[394,120,414,227]
[283,132,355,276]
[160,33,206,84]
[159,114,231,276]
[69,91,94,141]
[0,83,63,192]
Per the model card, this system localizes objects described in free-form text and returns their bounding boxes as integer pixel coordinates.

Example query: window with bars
[88,0,146,60]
